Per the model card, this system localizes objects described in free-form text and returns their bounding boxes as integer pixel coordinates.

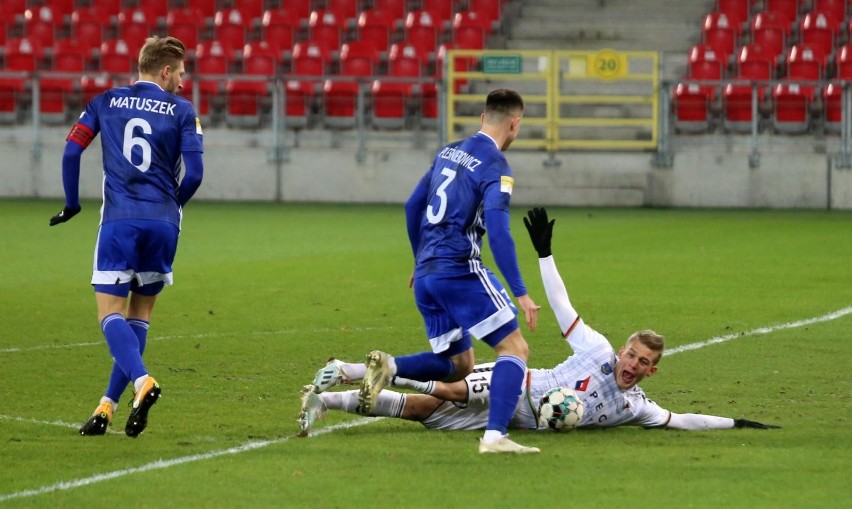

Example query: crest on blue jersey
[601,362,613,375]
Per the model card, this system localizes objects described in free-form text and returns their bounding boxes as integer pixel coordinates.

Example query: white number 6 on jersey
[123,118,153,172]
[426,168,457,224]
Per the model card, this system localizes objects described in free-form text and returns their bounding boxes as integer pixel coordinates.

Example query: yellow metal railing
[446,49,659,152]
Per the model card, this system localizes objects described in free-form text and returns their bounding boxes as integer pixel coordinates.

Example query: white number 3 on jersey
[426,168,457,224]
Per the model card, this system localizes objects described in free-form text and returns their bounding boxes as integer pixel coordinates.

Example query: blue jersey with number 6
[74,81,203,226]
[413,132,514,278]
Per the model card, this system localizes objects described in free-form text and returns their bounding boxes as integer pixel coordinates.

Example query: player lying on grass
[297,208,780,436]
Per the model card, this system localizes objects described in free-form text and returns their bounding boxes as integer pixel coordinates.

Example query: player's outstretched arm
[524,208,579,335]
[49,141,85,226]
[667,412,781,430]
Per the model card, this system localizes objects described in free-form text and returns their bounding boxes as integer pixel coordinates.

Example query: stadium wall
[2,128,851,209]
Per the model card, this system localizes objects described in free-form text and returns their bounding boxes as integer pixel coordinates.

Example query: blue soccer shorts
[414,268,519,353]
[91,219,179,296]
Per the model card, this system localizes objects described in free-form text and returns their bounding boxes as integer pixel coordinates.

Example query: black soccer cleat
[125,377,161,438]
[79,402,113,436]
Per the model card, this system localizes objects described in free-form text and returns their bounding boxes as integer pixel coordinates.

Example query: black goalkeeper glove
[523,207,555,258]
[734,418,781,429]
[49,206,81,226]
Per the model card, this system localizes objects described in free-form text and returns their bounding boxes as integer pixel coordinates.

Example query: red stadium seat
[187,0,217,18]
[213,7,250,58]
[98,39,135,75]
[836,43,852,79]
[466,0,502,22]
[786,44,824,81]
[372,0,406,22]
[405,10,440,57]
[673,82,713,133]
[195,40,231,119]
[308,9,344,54]
[166,6,204,50]
[451,14,488,51]
[688,43,725,82]
[421,0,456,23]
[93,0,122,17]
[772,82,815,133]
[338,41,379,77]
[702,11,738,62]
[323,41,379,129]
[80,73,114,103]
[387,42,425,79]
[290,40,331,91]
[41,39,87,123]
[764,0,801,27]
[325,0,359,22]
[116,7,157,56]
[261,8,301,55]
[283,79,313,129]
[225,41,277,128]
[23,5,57,49]
[71,7,105,50]
[357,8,396,54]
[822,82,844,132]
[799,11,838,60]
[452,11,496,35]
[371,78,410,129]
[724,44,776,132]
[812,0,846,22]
[716,0,750,29]
[322,78,363,129]
[0,37,38,122]
[751,12,788,60]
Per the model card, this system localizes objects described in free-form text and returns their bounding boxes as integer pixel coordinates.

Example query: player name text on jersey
[109,96,177,116]
[437,147,482,172]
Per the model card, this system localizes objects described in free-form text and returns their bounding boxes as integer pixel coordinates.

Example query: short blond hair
[138,36,186,76]
[625,330,665,364]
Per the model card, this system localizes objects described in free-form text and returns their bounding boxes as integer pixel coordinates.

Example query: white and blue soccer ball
[538,387,585,431]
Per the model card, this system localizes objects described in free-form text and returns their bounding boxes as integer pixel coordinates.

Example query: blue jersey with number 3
[76,81,203,226]
[413,132,514,277]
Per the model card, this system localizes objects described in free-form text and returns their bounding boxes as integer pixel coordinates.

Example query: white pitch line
[0,417,378,503]
[664,305,852,357]
[0,325,414,354]
[2,305,851,503]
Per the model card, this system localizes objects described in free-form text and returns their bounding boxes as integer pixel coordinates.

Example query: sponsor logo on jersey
[601,362,613,375]
[574,376,591,392]
[195,117,203,135]
[500,176,514,194]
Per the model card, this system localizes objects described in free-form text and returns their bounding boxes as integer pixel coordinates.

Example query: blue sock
[486,355,526,434]
[104,319,149,402]
[101,314,148,383]
[394,352,456,381]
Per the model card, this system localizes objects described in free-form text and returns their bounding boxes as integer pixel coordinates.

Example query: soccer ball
[538,387,585,431]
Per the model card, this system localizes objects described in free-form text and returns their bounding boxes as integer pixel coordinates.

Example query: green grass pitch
[1,200,850,508]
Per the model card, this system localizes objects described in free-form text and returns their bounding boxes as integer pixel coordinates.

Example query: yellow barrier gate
[445,49,659,152]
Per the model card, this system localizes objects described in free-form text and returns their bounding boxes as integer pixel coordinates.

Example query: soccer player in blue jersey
[49,36,204,438]
[298,209,780,436]
[352,89,541,453]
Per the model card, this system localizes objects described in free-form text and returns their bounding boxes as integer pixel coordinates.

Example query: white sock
[322,390,405,417]
[482,430,505,444]
[133,375,149,393]
[391,376,435,394]
[341,362,366,380]
[99,397,118,413]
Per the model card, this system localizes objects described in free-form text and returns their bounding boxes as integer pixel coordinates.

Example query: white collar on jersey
[476,131,500,148]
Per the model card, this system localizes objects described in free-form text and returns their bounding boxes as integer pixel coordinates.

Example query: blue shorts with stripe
[91,219,179,293]
[413,268,519,354]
